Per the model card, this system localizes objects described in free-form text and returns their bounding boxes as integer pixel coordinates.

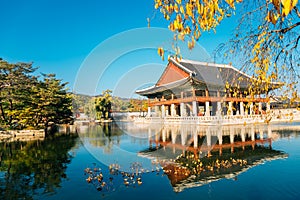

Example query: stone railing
[134,109,300,125]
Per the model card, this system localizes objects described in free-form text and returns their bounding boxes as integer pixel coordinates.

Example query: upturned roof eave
[135,77,191,96]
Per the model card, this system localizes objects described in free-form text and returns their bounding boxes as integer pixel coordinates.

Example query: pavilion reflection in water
[138,124,288,192]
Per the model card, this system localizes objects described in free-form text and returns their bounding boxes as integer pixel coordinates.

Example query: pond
[1,122,300,200]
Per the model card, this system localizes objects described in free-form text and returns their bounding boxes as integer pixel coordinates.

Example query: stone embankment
[0,129,45,142]
[0,124,77,142]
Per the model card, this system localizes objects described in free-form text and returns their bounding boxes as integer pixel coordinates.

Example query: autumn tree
[72,94,93,116]
[95,90,113,120]
[154,0,299,99]
[225,0,299,100]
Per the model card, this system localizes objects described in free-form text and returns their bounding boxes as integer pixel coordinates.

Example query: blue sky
[0,0,237,97]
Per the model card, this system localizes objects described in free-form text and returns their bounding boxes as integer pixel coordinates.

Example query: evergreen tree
[0,59,73,131]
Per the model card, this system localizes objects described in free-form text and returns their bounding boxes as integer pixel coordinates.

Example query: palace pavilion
[135,57,286,124]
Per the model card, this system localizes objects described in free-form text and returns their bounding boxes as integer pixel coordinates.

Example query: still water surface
[1,122,300,200]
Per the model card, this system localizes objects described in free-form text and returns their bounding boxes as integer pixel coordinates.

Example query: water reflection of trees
[0,134,78,199]
[78,123,123,152]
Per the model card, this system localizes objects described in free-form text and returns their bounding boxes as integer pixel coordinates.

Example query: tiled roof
[136,77,190,96]
[136,57,282,96]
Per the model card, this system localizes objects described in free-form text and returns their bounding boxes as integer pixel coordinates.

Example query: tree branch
[271,21,300,34]
[294,7,300,18]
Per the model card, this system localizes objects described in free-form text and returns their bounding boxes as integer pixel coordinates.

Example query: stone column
[259,129,264,140]
[155,105,160,117]
[217,126,223,145]
[162,128,166,142]
[240,102,244,116]
[266,102,270,113]
[228,102,233,116]
[148,127,152,140]
[181,128,187,146]
[205,101,210,116]
[251,126,255,141]
[249,102,253,115]
[171,129,176,144]
[180,102,186,117]
[230,126,235,144]
[193,130,198,148]
[217,101,222,116]
[258,102,262,114]
[171,104,176,117]
[147,107,151,117]
[206,128,212,147]
[241,127,245,142]
[267,125,272,139]
[165,106,169,116]
[161,105,165,118]
[192,101,198,116]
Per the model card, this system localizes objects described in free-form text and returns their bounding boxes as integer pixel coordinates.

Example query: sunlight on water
[1,122,300,199]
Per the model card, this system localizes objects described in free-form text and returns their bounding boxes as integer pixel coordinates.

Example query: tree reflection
[0,134,78,199]
[78,122,123,153]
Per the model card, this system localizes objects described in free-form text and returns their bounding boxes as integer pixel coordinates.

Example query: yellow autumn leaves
[276,0,298,17]
[265,11,280,25]
[154,0,243,59]
[266,0,298,24]
[157,47,165,60]
[155,0,298,59]
[154,0,298,103]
